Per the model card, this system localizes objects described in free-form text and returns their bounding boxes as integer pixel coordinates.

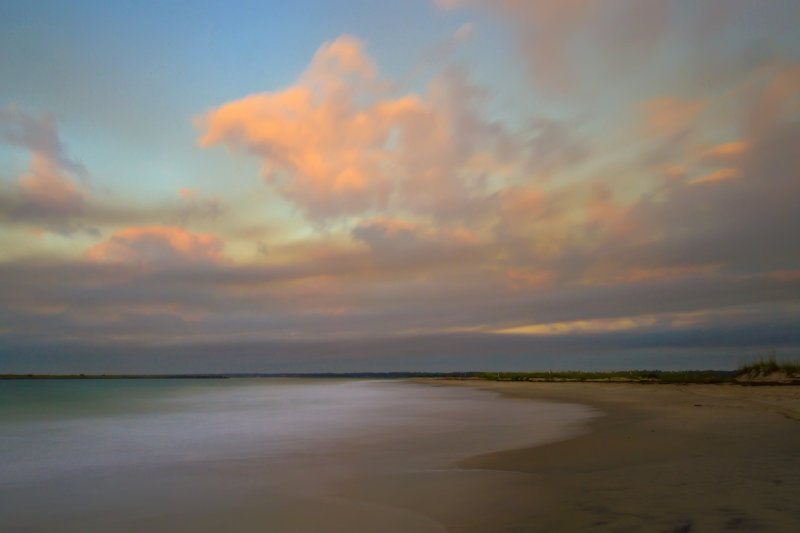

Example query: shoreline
[4,378,798,531]
[422,379,800,532]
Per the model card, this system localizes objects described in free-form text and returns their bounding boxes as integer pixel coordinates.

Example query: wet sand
[7,379,797,532]
[0,380,592,533]
[438,380,800,532]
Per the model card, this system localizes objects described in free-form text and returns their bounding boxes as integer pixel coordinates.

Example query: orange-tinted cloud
[197,36,407,219]
[616,265,718,284]
[639,98,705,137]
[85,226,229,267]
[17,153,85,213]
[492,185,573,259]
[658,164,687,181]
[197,37,513,221]
[494,316,647,336]
[178,188,197,201]
[701,140,750,163]
[689,167,742,185]
[584,185,632,238]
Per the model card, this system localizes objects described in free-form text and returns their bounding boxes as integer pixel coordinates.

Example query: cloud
[197,37,518,222]
[434,0,800,101]
[3,22,800,372]
[689,167,742,185]
[625,113,800,276]
[84,226,229,268]
[352,217,419,248]
[194,48,800,301]
[412,22,475,77]
[435,0,670,92]
[4,92,800,359]
[16,153,85,213]
[2,252,798,363]
[0,107,85,175]
[0,107,88,227]
[524,117,590,178]
[453,22,473,42]
[196,36,399,220]
[639,98,705,137]
[701,140,750,164]
[0,116,226,234]
[174,188,221,225]
[436,0,598,90]
[746,63,800,137]
[631,97,709,171]
[352,217,479,263]
[481,61,800,287]
[490,185,573,266]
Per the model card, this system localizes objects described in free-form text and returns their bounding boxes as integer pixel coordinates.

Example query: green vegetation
[4,363,798,383]
[473,350,800,384]
[477,370,734,384]
[737,350,800,378]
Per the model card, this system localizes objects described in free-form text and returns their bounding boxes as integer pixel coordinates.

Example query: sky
[2,0,800,373]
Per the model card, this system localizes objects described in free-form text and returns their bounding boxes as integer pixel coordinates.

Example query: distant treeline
[6,366,796,383]
[0,372,484,380]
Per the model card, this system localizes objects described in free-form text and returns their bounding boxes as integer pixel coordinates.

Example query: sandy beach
[0,379,592,533]
[427,380,800,532]
[2,379,798,532]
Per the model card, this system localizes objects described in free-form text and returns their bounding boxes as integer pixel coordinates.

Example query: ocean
[0,378,597,532]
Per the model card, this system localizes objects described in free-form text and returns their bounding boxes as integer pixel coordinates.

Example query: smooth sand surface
[21,380,796,532]
[427,380,800,532]
[0,380,592,533]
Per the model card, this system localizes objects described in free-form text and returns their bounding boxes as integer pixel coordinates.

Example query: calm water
[0,379,597,532]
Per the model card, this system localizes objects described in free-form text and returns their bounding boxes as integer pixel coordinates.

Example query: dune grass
[737,350,800,378]
[473,350,800,384]
[477,370,733,384]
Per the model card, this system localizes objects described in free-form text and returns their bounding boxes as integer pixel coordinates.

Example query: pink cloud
[85,226,229,268]
[197,37,513,221]
[196,36,402,219]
